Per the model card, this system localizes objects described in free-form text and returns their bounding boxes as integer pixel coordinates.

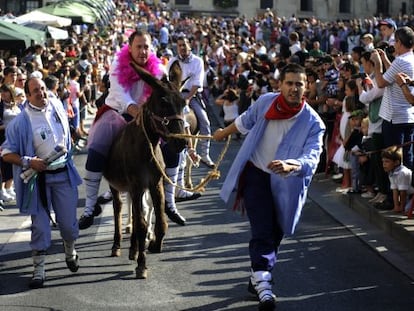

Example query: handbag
[368,97,382,123]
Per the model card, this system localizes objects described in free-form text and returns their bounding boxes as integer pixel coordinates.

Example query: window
[339,0,351,13]
[260,0,273,9]
[26,1,40,11]
[300,0,313,12]
[213,0,238,8]
[175,0,190,5]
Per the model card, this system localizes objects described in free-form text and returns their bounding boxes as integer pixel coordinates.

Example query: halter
[147,109,185,139]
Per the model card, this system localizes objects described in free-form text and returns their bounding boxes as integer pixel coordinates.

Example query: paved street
[1,110,414,310]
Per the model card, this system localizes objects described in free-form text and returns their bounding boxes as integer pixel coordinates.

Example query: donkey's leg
[147,181,168,254]
[131,190,148,279]
[128,198,138,261]
[185,136,198,188]
[125,193,133,234]
[142,190,154,248]
[111,187,123,257]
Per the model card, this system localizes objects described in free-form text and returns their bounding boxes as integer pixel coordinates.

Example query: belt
[38,165,67,209]
[44,165,68,174]
[182,89,202,94]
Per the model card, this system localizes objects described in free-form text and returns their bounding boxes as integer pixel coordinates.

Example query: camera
[351,73,367,80]
[385,46,395,54]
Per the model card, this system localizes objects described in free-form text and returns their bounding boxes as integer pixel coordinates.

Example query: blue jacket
[220,93,325,234]
[2,101,82,215]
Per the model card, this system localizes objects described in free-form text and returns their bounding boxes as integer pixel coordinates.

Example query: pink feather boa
[113,45,163,99]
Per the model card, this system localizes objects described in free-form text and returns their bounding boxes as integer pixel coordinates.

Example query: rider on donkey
[161,35,209,226]
[78,30,165,229]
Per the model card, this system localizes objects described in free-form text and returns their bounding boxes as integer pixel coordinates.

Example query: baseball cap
[349,109,366,119]
[362,33,374,41]
[378,18,397,30]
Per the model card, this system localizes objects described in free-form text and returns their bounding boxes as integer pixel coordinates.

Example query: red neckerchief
[93,104,115,124]
[265,94,305,120]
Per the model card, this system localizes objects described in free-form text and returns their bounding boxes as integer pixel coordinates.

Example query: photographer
[370,26,414,171]
[356,51,388,205]
[378,18,397,46]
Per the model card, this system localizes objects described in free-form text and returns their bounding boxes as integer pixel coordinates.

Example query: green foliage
[213,0,238,8]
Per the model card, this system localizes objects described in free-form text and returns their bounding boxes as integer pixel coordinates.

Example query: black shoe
[29,276,45,289]
[78,214,94,230]
[92,203,102,216]
[165,208,186,226]
[66,254,80,272]
[175,192,201,202]
[79,204,102,230]
[97,193,113,205]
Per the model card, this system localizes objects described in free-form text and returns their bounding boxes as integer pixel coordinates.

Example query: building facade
[0,0,412,21]
[172,0,413,20]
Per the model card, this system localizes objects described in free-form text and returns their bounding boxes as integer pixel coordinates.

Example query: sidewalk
[309,173,414,280]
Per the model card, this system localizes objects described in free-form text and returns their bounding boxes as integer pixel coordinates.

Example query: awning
[0,20,46,46]
[13,10,72,28]
[0,26,31,51]
[36,1,102,24]
[21,22,69,40]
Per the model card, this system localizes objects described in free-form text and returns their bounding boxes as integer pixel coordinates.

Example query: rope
[358,139,414,156]
[167,133,213,140]
[140,112,231,192]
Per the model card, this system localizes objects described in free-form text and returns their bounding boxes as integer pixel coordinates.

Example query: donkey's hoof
[135,266,148,279]
[128,249,138,261]
[125,224,132,234]
[147,239,163,253]
[111,248,121,257]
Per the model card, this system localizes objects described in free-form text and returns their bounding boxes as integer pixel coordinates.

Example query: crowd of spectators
[1,0,414,217]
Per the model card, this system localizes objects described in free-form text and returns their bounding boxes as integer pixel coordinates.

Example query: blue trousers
[243,163,284,272]
[189,95,211,137]
[382,120,414,169]
[30,170,79,251]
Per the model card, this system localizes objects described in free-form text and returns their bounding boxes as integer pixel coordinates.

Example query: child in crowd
[333,79,363,192]
[356,117,377,198]
[343,110,366,193]
[215,88,241,140]
[381,146,414,214]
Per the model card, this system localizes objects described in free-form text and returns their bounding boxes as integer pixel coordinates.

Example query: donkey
[103,60,187,279]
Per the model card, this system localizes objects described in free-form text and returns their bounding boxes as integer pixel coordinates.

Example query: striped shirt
[379,51,414,124]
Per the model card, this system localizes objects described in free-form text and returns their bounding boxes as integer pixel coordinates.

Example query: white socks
[83,170,102,216]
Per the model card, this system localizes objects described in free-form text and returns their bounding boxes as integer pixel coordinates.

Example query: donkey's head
[130,60,187,153]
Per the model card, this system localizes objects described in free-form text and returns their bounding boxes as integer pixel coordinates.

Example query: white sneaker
[370,193,387,203]
[332,173,343,180]
[6,188,16,199]
[0,190,14,202]
[249,270,277,309]
[200,155,215,168]
[335,187,351,193]
[361,191,375,199]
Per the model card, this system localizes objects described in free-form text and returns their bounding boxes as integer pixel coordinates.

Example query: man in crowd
[1,77,82,288]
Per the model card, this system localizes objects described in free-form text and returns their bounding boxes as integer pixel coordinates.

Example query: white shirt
[168,54,204,92]
[389,164,414,193]
[105,57,165,114]
[379,51,414,124]
[26,102,66,166]
[358,74,384,135]
[236,111,300,174]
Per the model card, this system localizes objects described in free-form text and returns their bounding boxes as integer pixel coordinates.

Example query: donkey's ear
[168,60,182,89]
[130,60,164,90]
